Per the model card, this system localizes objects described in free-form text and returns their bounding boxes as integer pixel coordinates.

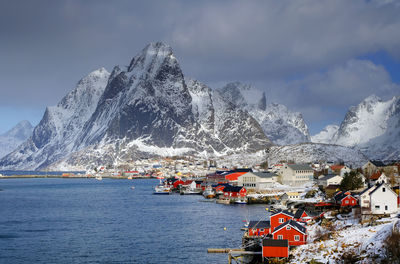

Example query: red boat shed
[262,239,289,258]
[272,220,307,246]
[248,221,271,237]
[294,209,312,223]
[334,191,357,207]
[270,210,294,232]
[223,185,247,198]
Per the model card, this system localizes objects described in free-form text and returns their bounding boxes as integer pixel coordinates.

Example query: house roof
[330,165,345,171]
[262,239,289,247]
[287,164,313,171]
[369,183,397,197]
[334,191,355,201]
[223,185,245,193]
[294,209,308,219]
[249,220,271,229]
[359,185,375,196]
[251,172,278,178]
[273,220,306,234]
[270,210,294,218]
[225,172,247,181]
[320,174,341,181]
[370,160,386,167]
[370,171,383,180]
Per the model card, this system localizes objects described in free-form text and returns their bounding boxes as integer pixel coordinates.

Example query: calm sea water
[0,178,268,263]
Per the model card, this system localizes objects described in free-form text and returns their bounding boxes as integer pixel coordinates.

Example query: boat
[95,174,102,181]
[153,180,171,195]
[130,186,135,190]
[216,197,231,204]
[202,186,216,199]
[234,197,248,204]
[179,181,201,195]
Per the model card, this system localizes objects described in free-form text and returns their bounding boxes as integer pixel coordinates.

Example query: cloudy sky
[1,0,400,135]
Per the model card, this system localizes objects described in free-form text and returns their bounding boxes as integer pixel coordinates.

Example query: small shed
[262,239,289,258]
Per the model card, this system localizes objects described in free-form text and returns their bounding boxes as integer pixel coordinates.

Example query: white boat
[95,174,102,181]
[153,180,171,195]
[180,181,201,195]
[130,186,135,190]
[216,197,231,204]
[203,186,216,199]
[234,197,248,204]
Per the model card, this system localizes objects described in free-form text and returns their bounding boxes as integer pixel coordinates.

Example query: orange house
[272,220,307,246]
[270,210,294,232]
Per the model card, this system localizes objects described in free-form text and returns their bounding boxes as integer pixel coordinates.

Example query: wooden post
[228,252,231,264]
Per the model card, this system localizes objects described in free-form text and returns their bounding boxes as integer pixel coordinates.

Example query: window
[278,235,283,240]
[286,226,291,230]
[375,205,380,209]
[294,235,300,241]
[279,218,284,223]
[260,229,264,232]
[383,187,386,192]
[345,200,349,204]
[385,205,388,210]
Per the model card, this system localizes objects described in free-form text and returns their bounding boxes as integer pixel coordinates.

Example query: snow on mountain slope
[0,68,110,170]
[0,121,33,158]
[219,82,311,145]
[311,125,339,144]
[333,95,396,146]
[1,42,272,170]
[267,143,367,168]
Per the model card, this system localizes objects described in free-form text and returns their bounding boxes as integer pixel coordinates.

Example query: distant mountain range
[0,120,33,158]
[311,95,400,161]
[0,42,398,170]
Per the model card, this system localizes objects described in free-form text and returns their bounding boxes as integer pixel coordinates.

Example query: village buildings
[278,164,314,186]
[359,183,398,215]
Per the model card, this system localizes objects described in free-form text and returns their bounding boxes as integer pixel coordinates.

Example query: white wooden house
[318,174,343,187]
[359,183,398,215]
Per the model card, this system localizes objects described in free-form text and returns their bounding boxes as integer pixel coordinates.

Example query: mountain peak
[362,94,381,105]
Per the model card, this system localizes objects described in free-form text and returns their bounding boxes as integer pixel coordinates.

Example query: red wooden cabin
[293,209,312,223]
[272,220,307,246]
[270,210,294,232]
[248,221,271,237]
[223,185,247,198]
[262,239,289,258]
[334,191,357,207]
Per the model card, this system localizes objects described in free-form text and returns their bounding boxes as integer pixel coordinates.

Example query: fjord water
[0,178,267,263]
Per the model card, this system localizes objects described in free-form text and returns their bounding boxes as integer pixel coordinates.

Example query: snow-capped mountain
[0,68,110,170]
[312,95,400,160]
[219,82,311,145]
[311,125,339,144]
[0,120,33,158]
[0,42,272,170]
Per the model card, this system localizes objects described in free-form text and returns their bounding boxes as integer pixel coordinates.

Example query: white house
[370,172,388,186]
[279,164,314,186]
[281,192,301,201]
[237,172,278,190]
[318,174,343,187]
[359,183,398,215]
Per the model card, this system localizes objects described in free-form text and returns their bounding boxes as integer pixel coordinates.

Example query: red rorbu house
[270,210,294,232]
[293,209,312,223]
[262,239,289,258]
[334,191,358,207]
[222,185,247,198]
[248,221,271,237]
[272,220,307,246]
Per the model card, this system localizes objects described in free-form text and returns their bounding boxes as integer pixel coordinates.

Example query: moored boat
[202,186,216,199]
[216,197,231,204]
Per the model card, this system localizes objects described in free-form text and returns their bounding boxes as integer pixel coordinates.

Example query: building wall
[272,228,307,246]
[370,185,398,214]
[249,228,270,237]
[270,214,293,232]
[262,245,289,258]
[280,166,313,186]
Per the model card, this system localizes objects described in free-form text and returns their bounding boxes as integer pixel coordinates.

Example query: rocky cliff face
[0,120,33,158]
[219,82,311,145]
[0,42,272,170]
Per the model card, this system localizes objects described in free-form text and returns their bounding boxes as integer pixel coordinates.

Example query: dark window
[383,187,386,192]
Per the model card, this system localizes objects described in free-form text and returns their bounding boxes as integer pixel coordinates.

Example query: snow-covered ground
[290,214,400,263]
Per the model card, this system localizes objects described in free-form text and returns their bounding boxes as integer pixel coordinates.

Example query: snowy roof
[251,172,277,178]
[287,164,313,171]
[249,220,271,229]
[271,210,294,218]
[273,220,306,234]
[370,160,386,167]
[320,174,341,180]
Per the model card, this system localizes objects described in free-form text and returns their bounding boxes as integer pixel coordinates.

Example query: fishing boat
[234,197,248,204]
[216,197,231,204]
[153,180,171,195]
[202,186,216,199]
[179,181,201,195]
